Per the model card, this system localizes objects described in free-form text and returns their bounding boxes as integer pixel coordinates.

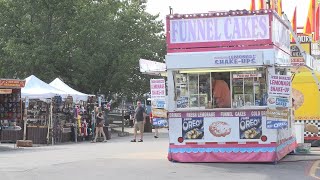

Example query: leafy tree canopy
[0,0,166,101]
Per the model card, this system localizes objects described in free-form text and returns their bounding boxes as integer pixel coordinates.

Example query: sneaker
[130,139,136,142]
[138,139,143,142]
[154,136,159,138]
[91,141,96,143]
[103,140,107,142]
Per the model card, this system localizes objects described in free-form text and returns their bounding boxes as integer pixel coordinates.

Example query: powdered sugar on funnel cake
[209,121,231,137]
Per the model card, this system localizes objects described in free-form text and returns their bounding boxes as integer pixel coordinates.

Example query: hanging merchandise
[0,79,25,142]
[81,119,88,137]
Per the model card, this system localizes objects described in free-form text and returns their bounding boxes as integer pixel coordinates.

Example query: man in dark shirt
[131,101,146,142]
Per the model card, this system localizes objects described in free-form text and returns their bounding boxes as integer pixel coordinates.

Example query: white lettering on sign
[170,15,269,43]
[297,36,312,43]
[272,17,290,53]
[198,112,216,117]
[221,112,233,117]
[235,111,246,116]
[251,111,261,116]
[182,119,202,131]
[239,117,261,131]
[169,113,181,118]
[186,112,197,117]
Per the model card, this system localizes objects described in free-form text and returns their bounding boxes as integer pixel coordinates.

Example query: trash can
[144,116,152,133]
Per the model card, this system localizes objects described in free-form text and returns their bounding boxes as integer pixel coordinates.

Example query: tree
[0,0,166,102]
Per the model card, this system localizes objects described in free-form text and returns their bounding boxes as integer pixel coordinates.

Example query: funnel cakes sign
[167,11,290,53]
[169,15,269,43]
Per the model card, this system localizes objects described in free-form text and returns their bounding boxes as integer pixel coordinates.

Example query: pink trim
[166,16,171,47]
[167,44,274,53]
[278,136,295,145]
[170,143,277,149]
[166,11,273,20]
[168,140,297,163]
[305,137,320,140]
[167,40,272,51]
[168,152,276,162]
[269,13,273,43]
[276,141,297,161]
[166,12,275,52]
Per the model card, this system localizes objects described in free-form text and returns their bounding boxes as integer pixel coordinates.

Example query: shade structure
[49,78,89,102]
[22,75,68,99]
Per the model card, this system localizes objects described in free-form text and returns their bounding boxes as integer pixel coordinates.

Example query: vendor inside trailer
[174,67,269,110]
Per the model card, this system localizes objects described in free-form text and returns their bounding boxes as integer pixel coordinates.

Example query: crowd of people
[91,100,161,143]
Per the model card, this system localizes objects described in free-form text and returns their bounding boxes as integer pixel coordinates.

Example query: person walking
[131,101,146,142]
[150,112,159,138]
[92,112,107,143]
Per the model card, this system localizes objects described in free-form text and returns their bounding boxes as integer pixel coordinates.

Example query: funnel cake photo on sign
[292,88,304,110]
[209,121,231,137]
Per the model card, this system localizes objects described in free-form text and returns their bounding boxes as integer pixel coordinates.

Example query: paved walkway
[2,127,320,163]
[0,130,318,180]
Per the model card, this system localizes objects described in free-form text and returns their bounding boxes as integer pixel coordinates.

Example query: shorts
[134,121,144,133]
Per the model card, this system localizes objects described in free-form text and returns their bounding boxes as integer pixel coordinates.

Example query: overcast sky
[146,0,309,28]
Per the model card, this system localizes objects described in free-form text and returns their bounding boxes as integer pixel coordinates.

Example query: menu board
[268,75,291,97]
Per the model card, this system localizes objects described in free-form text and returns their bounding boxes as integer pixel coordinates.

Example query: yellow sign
[152,108,167,118]
[290,43,311,66]
[293,75,320,121]
[290,43,311,57]
[267,109,289,119]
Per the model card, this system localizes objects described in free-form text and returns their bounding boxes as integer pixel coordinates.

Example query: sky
[146,0,309,29]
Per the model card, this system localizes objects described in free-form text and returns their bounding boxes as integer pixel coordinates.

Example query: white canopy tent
[49,78,89,102]
[22,75,68,99]
[139,59,167,76]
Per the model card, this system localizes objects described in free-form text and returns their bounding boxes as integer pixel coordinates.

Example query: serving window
[174,68,268,109]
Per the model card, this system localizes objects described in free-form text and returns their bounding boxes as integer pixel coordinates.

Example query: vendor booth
[0,79,25,142]
[50,78,93,142]
[49,78,89,102]
[22,75,70,144]
[165,10,297,163]
[22,75,96,144]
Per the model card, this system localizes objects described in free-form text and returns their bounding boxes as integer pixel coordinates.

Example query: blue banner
[153,118,168,128]
[152,99,166,109]
[177,96,188,108]
[266,120,288,129]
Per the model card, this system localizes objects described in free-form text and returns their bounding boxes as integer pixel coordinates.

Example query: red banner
[0,79,25,88]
